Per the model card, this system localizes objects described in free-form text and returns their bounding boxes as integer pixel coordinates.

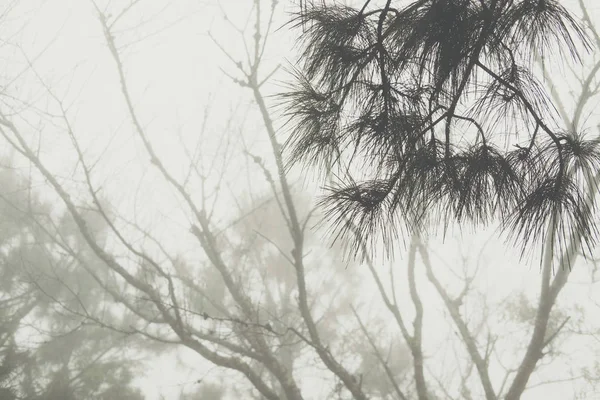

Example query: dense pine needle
[281,0,595,265]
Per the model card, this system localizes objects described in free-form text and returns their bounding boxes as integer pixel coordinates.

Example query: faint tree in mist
[0,167,144,400]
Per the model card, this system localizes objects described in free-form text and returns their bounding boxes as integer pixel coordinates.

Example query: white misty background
[0,1,599,400]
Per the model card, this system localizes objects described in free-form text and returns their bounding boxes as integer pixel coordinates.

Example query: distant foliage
[282,0,594,260]
[0,166,144,400]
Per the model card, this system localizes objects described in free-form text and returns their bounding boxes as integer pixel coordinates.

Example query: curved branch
[417,238,496,400]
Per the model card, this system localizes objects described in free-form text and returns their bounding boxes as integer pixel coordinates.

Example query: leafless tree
[0,1,598,399]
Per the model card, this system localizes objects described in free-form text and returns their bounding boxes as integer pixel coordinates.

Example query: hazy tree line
[0,0,600,399]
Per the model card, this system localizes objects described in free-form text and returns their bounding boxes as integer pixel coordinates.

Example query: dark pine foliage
[281,0,595,263]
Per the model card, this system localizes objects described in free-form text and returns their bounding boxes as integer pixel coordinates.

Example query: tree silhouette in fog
[0,167,143,400]
[1,0,600,399]
[282,0,594,260]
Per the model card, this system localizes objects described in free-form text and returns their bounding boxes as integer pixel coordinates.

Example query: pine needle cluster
[281,0,594,262]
